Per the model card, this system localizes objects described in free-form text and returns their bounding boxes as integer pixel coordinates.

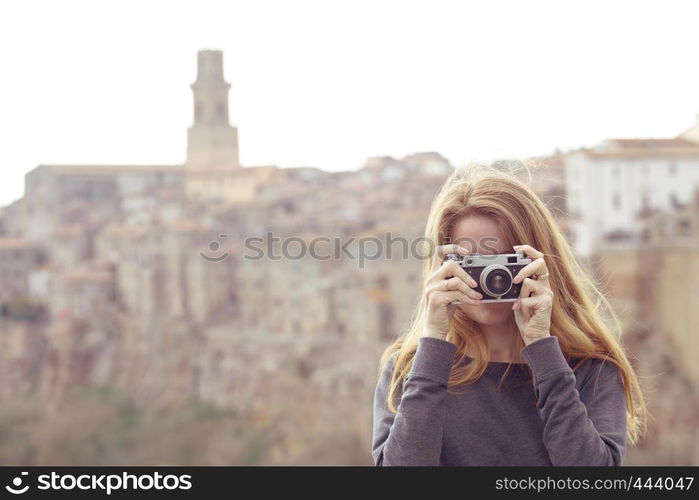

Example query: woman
[372,164,648,466]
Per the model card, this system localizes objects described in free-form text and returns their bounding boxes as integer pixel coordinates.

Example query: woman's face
[450,215,515,326]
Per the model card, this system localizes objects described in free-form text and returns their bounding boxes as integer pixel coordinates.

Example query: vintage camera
[445,252,532,302]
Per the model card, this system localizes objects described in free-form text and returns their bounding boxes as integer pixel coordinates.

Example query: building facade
[565,115,699,256]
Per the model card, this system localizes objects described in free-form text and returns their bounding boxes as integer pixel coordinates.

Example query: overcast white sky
[1,0,698,206]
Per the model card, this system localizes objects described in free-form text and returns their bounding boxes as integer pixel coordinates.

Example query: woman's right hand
[422,244,482,341]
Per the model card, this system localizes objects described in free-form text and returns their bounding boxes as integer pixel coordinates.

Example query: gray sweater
[372,335,627,466]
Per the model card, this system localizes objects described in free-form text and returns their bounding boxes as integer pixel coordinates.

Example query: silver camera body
[445,252,532,302]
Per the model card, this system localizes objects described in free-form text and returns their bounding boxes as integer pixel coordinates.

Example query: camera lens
[480,265,513,297]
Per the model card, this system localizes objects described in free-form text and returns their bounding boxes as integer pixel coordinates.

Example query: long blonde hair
[378,162,648,446]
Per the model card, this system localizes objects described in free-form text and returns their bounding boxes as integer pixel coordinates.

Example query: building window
[641,190,650,213]
[613,193,621,210]
[216,102,226,121]
[670,192,680,208]
[679,219,691,236]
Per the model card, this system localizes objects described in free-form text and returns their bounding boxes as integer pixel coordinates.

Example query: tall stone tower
[186,50,240,168]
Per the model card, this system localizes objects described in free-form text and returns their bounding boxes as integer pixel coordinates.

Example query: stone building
[0,237,40,309]
[7,48,683,465]
[48,267,116,321]
[565,115,699,256]
[592,188,699,385]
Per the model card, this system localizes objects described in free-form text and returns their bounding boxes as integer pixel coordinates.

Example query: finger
[512,244,544,260]
[442,260,479,288]
[435,244,470,260]
[426,277,483,301]
[519,295,552,317]
[518,296,534,320]
[431,244,470,271]
[428,290,482,308]
[513,257,548,284]
[445,276,483,300]
[517,295,540,320]
[428,259,478,288]
[446,300,459,319]
[519,277,550,298]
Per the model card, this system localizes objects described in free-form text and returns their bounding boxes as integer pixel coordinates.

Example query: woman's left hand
[511,244,553,346]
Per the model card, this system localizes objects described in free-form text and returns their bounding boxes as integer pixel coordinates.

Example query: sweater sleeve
[371,336,457,466]
[520,335,628,466]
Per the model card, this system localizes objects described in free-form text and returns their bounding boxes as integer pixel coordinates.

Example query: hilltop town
[0,50,697,465]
